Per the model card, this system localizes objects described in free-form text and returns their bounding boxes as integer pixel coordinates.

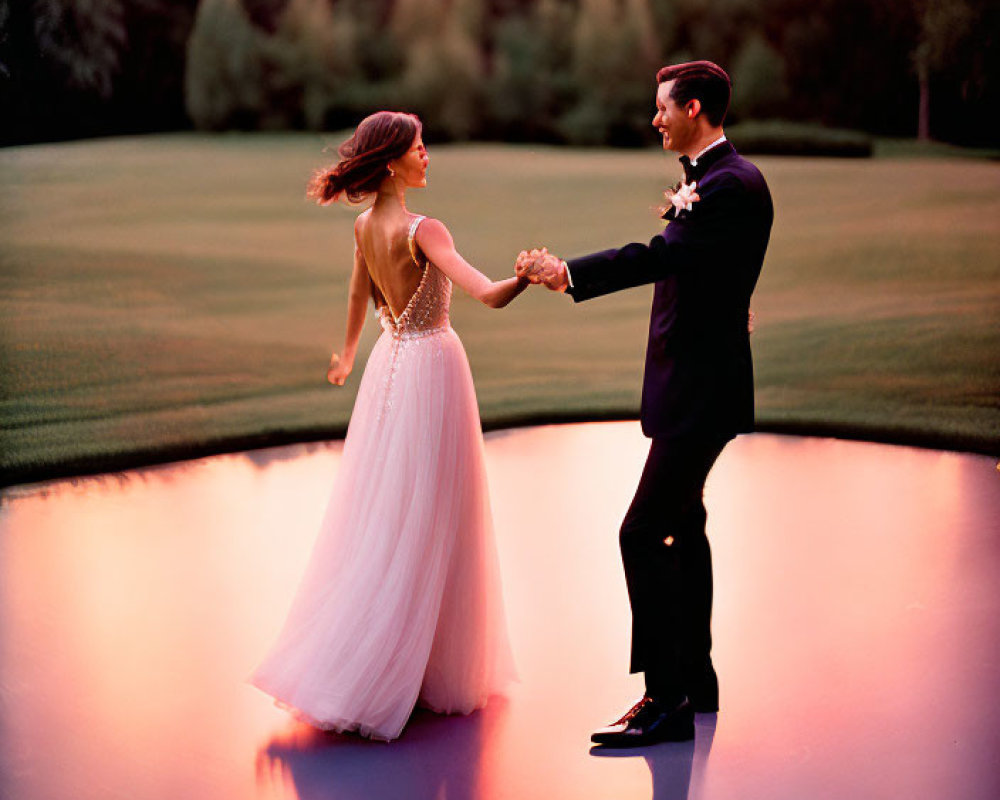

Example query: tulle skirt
[249,325,517,741]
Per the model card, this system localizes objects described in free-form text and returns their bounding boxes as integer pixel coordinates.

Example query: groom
[517,61,773,747]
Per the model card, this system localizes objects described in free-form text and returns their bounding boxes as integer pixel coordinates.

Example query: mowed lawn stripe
[1,134,998,484]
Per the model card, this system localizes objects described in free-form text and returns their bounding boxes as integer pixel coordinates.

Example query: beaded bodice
[377,215,452,339]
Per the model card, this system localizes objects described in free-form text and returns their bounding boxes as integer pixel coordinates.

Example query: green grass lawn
[2,133,998,485]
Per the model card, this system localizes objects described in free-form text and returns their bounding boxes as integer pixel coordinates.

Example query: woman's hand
[516,247,568,292]
[327,353,353,386]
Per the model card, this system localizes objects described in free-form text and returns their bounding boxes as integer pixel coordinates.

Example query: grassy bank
[2,134,998,485]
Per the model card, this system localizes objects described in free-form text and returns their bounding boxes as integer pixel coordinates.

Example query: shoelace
[613,696,652,726]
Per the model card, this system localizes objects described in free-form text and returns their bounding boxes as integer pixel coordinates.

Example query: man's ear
[687,99,702,119]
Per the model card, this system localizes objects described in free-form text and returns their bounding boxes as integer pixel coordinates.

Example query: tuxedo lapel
[664,142,737,221]
[686,141,734,184]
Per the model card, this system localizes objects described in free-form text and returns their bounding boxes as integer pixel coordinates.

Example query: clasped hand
[515,247,568,292]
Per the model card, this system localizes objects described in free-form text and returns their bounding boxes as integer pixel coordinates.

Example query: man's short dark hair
[656,61,732,127]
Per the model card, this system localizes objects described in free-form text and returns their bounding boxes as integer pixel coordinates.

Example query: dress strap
[407,215,427,268]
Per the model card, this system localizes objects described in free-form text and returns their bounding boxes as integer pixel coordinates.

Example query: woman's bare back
[355,208,425,320]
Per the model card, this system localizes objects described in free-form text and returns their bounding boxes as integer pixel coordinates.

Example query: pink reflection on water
[2,449,342,799]
[703,437,1000,799]
[2,425,998,800]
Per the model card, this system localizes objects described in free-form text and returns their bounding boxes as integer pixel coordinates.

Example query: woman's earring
[388,166,396,177]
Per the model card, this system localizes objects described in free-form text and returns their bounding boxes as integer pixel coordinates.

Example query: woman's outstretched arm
[327,229,371,385]
[416,218,530,308]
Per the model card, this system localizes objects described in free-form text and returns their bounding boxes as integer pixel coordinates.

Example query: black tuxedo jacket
[567,141,773,439]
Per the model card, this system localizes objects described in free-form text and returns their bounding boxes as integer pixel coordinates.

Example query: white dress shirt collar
[689,134,728,167]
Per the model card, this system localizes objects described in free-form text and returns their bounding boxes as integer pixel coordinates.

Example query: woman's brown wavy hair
[307,111,422,205]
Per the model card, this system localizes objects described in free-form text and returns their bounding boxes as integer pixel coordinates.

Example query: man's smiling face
[652,80,698,155]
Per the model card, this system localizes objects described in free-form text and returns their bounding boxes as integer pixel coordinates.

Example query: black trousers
[619,431,732,705]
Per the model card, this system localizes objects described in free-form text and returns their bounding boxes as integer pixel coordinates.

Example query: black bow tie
[680,154,709,185]
[679,155,693,184]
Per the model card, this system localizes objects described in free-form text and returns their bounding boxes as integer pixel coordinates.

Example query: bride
[249,111,526,741]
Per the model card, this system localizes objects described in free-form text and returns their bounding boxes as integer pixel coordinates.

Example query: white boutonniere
[664,180,699,217]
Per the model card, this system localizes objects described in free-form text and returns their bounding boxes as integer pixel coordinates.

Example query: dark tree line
[1,0,996,147]
[1,0,200,143]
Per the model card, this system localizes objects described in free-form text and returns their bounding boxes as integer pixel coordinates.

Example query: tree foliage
[559,0,661,145]
[2,0,996,146]
[394,0,485,140]
[487,0,577,142]
[1,0,198,144]
[32,0,127,99]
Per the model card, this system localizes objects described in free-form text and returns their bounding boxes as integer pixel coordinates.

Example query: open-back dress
[249,215,516,740]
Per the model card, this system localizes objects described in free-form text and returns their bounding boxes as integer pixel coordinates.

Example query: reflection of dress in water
[250,216,516,741]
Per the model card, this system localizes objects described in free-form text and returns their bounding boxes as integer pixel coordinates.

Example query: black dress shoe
[590,696,694,748]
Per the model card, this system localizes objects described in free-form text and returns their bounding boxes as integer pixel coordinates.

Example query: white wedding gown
[250,216,517,740]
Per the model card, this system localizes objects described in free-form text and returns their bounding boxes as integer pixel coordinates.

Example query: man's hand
[515,247,569,292]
